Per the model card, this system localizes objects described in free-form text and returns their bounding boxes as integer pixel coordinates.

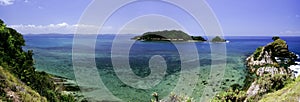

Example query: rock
[246,82,261,97]
[245,37,296,100]
[255,67,289,77]
[6,90,20,102]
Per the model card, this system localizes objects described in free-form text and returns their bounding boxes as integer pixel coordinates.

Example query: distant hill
[132,30,207,41]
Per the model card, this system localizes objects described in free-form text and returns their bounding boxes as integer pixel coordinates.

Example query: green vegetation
[151,92,193,102]
[251,37,296,66]
[133,30,207,41]
[0,19,75,101]
[253,46,263,60]
[212,87,247,102]
[272,36,280,41]
[213,36,298,102]
[269,38,296,59]
[191,36,206,41]
[248,74,293,100]
[211,36,226,42]
[259,76,300,102]
[0,66,47,101]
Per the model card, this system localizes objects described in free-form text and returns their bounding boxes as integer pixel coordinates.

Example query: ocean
[23,34,300,101]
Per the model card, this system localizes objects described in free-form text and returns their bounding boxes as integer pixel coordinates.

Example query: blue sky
[0,0,299,36]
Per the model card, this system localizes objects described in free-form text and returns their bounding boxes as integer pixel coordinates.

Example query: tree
[0,19,75,102]
[272,36,280,41]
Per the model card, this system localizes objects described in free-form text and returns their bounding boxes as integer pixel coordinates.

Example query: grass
[259,77,300,102]
[0,66,47,102]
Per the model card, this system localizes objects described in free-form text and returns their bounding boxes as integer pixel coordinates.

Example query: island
[211,36,227,42]
[132,30,207,41]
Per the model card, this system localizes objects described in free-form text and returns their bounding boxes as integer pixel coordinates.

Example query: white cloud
[279,30,300,35]
[8,15,188,35]
[57,22,68,27]
[0,0,14,6]
[8,22,113,34]
[8,21,183,35]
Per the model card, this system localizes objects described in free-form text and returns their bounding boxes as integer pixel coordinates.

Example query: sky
[0,0,299,36]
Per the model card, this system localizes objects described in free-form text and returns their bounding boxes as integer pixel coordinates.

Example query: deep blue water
[23,34,300,101]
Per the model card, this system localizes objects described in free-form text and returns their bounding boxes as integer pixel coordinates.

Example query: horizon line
[21,33,300,37]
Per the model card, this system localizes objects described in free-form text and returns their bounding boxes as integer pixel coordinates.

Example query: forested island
[132,30,228,43]
[211,36,227,42]
[132,30,207,41]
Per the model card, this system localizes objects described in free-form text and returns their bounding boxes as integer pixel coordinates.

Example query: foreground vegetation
[0,66,46,101]
[0,19,75,101]
[212,36,298,102]
[259,76,300,102]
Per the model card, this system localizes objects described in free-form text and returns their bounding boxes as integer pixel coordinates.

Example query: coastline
[22,34,300,101]
[50,74,85,101]
[50,74,80,91]
[289,53,300,77]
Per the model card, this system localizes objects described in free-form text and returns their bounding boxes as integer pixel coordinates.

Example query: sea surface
[23,34,300,101]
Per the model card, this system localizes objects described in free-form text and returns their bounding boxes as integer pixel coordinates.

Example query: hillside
[0,66,46,101]
[0,19,76,101]
[259,76,300,102]
[213,36,298,101]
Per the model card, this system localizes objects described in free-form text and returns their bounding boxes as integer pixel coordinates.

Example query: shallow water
[23,35,300,101]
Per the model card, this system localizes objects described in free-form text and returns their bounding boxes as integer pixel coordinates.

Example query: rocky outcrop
[255,66,288,77]
[245,38,296,100]
[246,81,261,97]
[247,49,274,66]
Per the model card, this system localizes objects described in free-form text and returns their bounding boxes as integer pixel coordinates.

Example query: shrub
[0,19,75,102]
[253,47,263,60]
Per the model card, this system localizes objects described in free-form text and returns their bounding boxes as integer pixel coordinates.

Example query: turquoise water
[23,35,300,101]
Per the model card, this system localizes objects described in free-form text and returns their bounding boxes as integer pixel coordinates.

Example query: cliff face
[245,38,297,100]
[246,48,290,77]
